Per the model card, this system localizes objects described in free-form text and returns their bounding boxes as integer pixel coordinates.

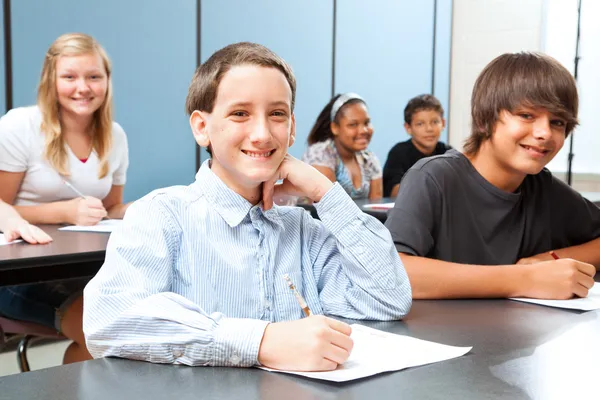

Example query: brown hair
[185,42,296,115]
[404,94,444,124]
[38,33,113,178]
[464,52,579,156]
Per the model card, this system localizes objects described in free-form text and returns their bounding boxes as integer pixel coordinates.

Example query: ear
[404,122,413,136]
[330,121,339,136]
[190,110,210,148]
[441,118,447,130]
[288,113,296,147]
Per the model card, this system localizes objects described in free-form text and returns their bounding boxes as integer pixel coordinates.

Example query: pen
[550,251,560,260]
[63,180,86,199]
[283,273,312,317]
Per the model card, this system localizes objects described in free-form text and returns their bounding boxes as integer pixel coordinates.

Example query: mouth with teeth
[242,149,275,159]
[520,144,551,158]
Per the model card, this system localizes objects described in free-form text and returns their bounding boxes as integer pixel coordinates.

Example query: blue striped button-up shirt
[83,161,412,367]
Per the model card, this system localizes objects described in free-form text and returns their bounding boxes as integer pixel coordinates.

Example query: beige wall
[448,0,545,150]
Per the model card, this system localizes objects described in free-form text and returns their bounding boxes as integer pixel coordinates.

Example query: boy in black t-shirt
[383,94,450,197]
[385,52,600,300]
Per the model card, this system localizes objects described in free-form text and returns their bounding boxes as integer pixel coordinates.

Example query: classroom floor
[0,339,69,377]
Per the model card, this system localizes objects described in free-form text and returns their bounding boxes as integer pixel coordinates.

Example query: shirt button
[230,354,241,365]
[174,350,183,358]
[263,299,271,309]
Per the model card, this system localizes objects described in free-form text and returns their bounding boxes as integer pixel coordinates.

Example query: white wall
[543,0,600,174]
[448,0,545,149]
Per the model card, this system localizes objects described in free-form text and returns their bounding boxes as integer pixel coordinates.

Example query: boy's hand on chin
[262,154,334,210]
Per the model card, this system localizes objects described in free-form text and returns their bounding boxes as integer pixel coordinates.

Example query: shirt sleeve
[0,110,31,172]
[302,142,337,171]
[83,196,269,367]
[111,123,129,185]
[304,183,412,320]
[382,146,408,197]
[549,175,600,248]
[384,168,442,256]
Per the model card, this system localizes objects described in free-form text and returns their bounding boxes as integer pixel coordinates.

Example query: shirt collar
[192,160,284,229]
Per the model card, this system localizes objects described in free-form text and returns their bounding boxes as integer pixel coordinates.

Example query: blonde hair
[37,33,113,178]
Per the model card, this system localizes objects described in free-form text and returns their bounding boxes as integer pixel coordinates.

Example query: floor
[0,339,70,377]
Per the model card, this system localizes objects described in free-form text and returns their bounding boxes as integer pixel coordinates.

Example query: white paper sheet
[510,285,600,311]
[0,236,22,246]
[362,202,395,210]
[58,219,122,233]
[259,324,472,382]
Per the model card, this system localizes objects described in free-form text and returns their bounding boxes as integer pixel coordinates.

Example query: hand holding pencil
[62,181,107,225]
[256,274,353,372]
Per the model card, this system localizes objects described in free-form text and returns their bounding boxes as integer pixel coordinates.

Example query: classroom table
[298,197,394,223]
[1,288,599,400]
[0,226,108,287]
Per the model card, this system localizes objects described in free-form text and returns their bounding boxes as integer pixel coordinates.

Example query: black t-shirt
[384,149,600,265]
[383,139,451,197]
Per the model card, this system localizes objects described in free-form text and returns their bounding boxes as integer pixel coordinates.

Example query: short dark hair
[185,42,296,115]
[404,94,444,124]
[464,52,579,156]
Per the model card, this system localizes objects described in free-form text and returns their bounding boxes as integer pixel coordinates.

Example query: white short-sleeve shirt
[0,106,129,206]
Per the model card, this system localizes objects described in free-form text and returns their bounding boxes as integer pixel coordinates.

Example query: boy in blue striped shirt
[84,42,411,372]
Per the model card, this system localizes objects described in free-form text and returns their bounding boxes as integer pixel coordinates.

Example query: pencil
[63,180,86,199]
[550,251,560,260]
[283,273,312,317]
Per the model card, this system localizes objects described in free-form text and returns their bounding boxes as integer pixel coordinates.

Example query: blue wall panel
[335,0,436,165]
[200,0,333,162]
[434,0,452,143]
[10,0,196,201]
[0,1,5,114]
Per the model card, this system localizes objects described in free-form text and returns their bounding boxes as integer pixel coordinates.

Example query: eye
[271,110,287,117]
[551,119,566,127]
[518,113,533,120]
[62,75,75,80]
[415,122,424,127]
[348,123,358,127]
[90,75,101,80]
[231,111,248,117]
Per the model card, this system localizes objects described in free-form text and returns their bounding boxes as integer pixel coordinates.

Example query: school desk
[0,226,108,287]
[1,279,599,400]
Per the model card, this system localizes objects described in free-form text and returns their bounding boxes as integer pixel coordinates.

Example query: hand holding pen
[255,274,354,372]
[62,180,107,226]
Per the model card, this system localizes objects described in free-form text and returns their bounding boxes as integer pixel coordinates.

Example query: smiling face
[331,102,373,153]
[405,109,445,155]
[190,64,295,199]
[481,106,566,178]
[55,52,108,121]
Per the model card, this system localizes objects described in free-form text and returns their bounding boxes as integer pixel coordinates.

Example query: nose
[76,78,91,93]
[533,116,552,140]
[249,116,272,144]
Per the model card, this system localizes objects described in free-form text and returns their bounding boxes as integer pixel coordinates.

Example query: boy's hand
[257,315,353,371]
[518,258,596,299]
[262,154,333,210]
[3,217,53,244]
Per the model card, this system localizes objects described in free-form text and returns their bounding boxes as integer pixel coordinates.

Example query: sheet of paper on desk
[0,236,22,246]
[510,284,600,311]
[58,219,122,233]
[259,324,472,382]
[362,202,395,210]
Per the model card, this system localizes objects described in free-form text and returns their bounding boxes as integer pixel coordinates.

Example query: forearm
[553,237,600,269]
[0,201,22,231]
[401,254,525,299]
[84,291,269,366]
[14,202,69,225]
[107,202,131,219]
[316,184,412,319]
